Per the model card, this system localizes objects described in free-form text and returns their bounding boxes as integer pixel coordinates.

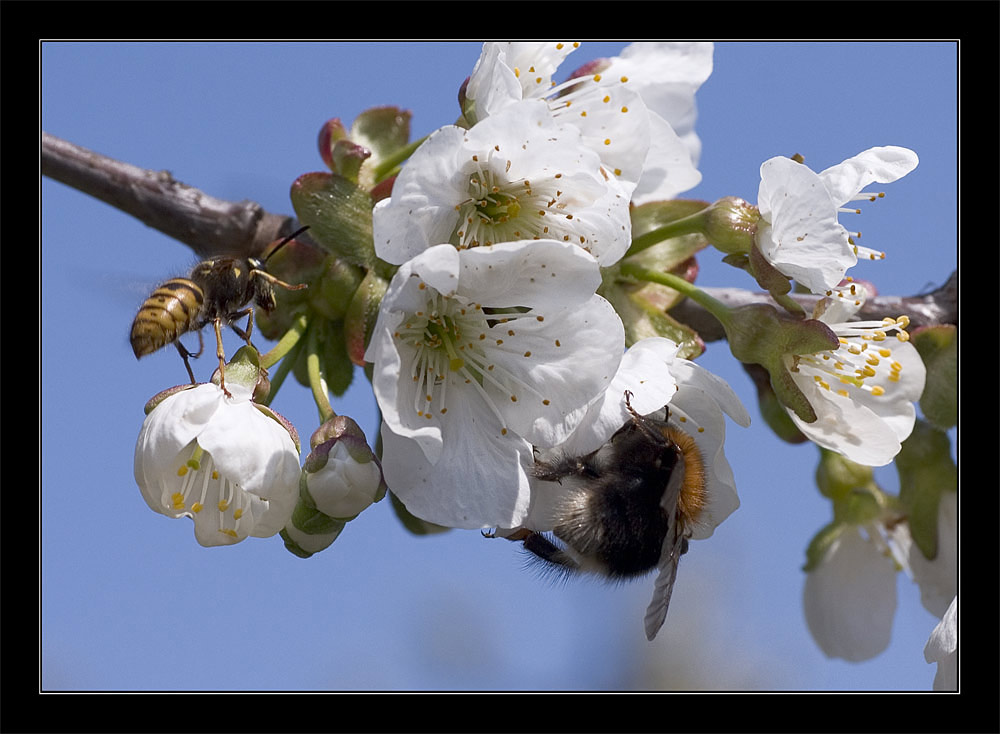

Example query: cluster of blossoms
[129,42,954,686]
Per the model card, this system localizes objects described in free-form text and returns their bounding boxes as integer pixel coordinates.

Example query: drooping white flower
[365,240,625,529]
[134,382,301,547]
[924,595,957,691]
[785,285,926,466]
[890,488,957,618]
[803,523,900,662]
[756,146,919,294]
[373,99,633,267]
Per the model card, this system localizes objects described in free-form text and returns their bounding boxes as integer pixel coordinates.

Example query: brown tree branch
[42,131,957,337]
[42,131,296,259]
[671,270,957,341]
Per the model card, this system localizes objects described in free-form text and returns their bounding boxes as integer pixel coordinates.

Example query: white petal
[372,126,471,265]
[923,596,957,691]
[630,111,701,204]
[487,294,624,447]
[818,146,919,207]
[909,491,958,618]
[803,526,898,661]
[379,403,534,530]
[457,239,602,312]
[558,336,682,456]
[607,42,713,166]
[670,358,752,428]
[789,386,903,467]
[758,156,855,292]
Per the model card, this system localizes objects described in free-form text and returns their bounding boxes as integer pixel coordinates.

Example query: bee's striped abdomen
[130,278,204,358]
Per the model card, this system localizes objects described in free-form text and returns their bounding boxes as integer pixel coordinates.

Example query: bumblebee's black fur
[526,410,685,580]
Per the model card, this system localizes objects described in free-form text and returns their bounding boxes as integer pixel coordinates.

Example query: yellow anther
[871,386,886,396]
[171,493,186,510]
[191,502,203,513]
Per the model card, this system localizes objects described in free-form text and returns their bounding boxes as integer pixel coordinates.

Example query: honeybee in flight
[505,391,706,640]
[130,226,309,395]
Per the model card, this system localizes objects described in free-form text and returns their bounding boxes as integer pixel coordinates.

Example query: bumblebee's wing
[643,527,685,641]
[644,450,688,641]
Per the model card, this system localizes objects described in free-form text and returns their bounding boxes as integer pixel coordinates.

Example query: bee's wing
[643,526,685,641]
[644,451,688,641]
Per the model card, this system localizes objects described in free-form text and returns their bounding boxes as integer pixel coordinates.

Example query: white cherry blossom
[133,382,301,547]
[756,146,919,294]
[785,285,926,466]
[365,240,625,529]
[803,523,900,661]
[373,99,633,266]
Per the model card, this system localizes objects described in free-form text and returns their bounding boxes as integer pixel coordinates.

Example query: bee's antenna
[263,225,310,264]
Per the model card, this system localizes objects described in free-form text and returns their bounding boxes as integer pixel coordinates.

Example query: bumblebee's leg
[213,318,231,397]
[173,340,198,385]
[522,532,581,573]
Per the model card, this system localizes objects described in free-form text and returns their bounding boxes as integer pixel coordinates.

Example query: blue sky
[41,41,957,693]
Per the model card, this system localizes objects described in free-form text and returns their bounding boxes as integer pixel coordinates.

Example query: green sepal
[911,324,957,430]
[350,106,412,185]
[309,255,365,322]
[815,448,876,502]
[724,303,838,423]
[896,419,957,560]
[802,521,845,572]
[143,383,198,415]
[290,172,376,271]
[344,269,389,366]
[742,362,807,444]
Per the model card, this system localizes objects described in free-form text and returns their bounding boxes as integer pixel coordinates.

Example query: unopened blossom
[803,523,902,661]
[756,146,919,294]
[924,596,957,691]
[365,240,625,529]
[374,99,633,266]
[785,285,926,466]
[302,416,386,520]
[134,382,301,547]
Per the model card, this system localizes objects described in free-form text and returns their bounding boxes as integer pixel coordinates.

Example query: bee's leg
[213,318,231,397]
[228,308,258,351]
[173,340,198,385]
[190,330,205,359]
[522,531,581,573]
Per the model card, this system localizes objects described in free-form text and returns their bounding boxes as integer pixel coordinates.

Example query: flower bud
[301,415,386,520]
[701,196,760,255]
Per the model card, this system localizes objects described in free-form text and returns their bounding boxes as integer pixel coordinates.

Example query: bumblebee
[130,226,309,394]
[507,391,707,640]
